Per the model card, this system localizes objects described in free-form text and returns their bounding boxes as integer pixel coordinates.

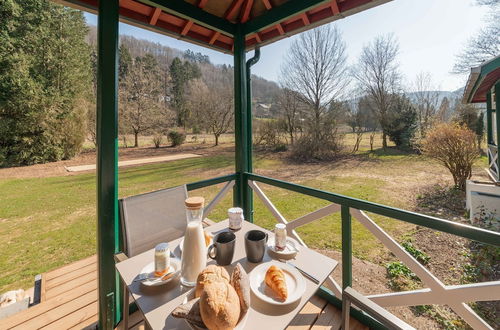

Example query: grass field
[0,132,489,293]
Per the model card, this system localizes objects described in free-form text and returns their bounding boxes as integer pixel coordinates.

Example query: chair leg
[342,296,350,330]
[122,282,129,330]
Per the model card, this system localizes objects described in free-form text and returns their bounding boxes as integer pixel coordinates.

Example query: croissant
[265,265,288,301]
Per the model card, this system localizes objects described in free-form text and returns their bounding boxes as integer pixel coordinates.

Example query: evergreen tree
[169,57,201,127]
[385,94,418,149]
[0,0,91,165]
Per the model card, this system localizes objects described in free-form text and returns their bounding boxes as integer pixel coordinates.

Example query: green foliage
[0,0,91,166]
[385,94,418,149]
[168,130,186,147]
[386,261,417,279]
[401,241,430,264]
[385,240,429,290]
[169,57,201,126]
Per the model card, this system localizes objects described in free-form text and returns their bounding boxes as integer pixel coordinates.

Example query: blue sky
[84,0,488,91]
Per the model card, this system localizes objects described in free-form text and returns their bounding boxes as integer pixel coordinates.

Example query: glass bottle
[180,197,206,287]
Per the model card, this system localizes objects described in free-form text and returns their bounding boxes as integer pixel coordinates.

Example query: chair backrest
[119,185,188,257]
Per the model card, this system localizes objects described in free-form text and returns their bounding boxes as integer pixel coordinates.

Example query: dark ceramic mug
[244,230,268,263]
[208,231,236,266]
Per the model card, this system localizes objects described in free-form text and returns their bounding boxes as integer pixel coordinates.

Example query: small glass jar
[228,207,244,231]
[154,243,170,277]
[274,223,287,251]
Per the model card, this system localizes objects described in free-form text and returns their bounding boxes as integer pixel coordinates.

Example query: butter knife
[278,259,320,284]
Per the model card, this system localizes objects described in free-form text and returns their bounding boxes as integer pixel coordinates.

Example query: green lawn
[0,147,468,292]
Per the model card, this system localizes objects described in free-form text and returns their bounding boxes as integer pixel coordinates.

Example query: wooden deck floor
[0,256,367,330]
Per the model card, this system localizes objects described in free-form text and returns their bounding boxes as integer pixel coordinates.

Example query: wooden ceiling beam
[330,0,340,14]
[149,7,162,25]
[240,0,253,23]
[224,0,245,20]
[261,0,272,10]
[209,31,220,44]
[301,12,310,25]
[138,0,235,35]
[181,20,193,35]
[254,33,261,43]
[244,0,329,34]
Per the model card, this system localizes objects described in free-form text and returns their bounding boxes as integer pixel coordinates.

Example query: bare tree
[280,25,348,159]
[353,34,401,149]
[187,75,233,146]
[276,87,303,145]
[453,1,499,73]
[120,54,163,147]
[413,72,440,137]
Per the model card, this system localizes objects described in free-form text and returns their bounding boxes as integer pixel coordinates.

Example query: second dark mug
[244,230,268,263]
[208,231,236,266]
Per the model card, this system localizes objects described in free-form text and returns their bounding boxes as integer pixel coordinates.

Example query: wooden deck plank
[311,303,342,330]
[0,281,96,329]
[44,256,97,281]
[287,295,329,329]
[12,291,97,329]
[40,301,98,330]
[67,313,98,330]
[45,271,97,300]
[45,263,97,289]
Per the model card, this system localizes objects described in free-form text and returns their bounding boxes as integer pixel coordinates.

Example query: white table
[116,220,338,330]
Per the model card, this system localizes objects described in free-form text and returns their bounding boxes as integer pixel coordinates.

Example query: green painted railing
[173,172,500,328]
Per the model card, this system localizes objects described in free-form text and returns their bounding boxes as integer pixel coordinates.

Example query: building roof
[463,55,500,104]
[55,0,391,53]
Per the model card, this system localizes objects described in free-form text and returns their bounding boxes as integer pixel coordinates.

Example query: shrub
[168,130,186,147]
[253,120,285,150]
[421,123,479,191]
[152,134,163,148]
[291,123,344,161]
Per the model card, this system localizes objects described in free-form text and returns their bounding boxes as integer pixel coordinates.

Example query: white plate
[183,289,248,330]
[179,235,212,254]
[266,237,300,258]
[138,258,181,287]
[249,261,306,305]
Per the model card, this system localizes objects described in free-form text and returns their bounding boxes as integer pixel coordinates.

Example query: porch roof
[463,55,500,104]
[55,0,391,53]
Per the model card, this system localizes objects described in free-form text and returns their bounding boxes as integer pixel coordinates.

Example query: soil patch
[318,249,441,329]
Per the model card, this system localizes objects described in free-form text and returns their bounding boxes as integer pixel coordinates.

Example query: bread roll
[195,265,230,298]
[230,264,250,314]
[200,281,240,330]
[172,298,205,328]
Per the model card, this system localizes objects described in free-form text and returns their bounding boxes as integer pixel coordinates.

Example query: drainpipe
[245,47,260,223]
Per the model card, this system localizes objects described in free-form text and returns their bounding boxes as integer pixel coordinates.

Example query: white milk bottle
[181,197,207,287]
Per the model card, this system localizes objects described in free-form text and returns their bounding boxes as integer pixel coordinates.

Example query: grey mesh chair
[120,184,188,257]
[342,287,415,330]
[117,184,188,329]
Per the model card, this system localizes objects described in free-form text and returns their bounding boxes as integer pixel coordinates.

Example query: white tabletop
[116,220,338,330]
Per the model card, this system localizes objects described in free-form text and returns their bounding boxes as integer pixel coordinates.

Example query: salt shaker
[228,207,244,231]
[154,243,170,276]
[274,223,287,251]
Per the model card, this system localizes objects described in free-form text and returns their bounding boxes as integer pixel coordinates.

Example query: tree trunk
[134,132,139,148]
[382,132,387,150]
[214,134,219,146]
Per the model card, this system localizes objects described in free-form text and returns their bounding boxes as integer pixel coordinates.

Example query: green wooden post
[495,82,500,179]
[341,205,352,289]
[233,24,252,220]
[97,0,120,328]
[486,92,493,146]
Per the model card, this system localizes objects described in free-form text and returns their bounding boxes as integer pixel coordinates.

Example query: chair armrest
[343,287,415,330]
[114,253,128,263]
